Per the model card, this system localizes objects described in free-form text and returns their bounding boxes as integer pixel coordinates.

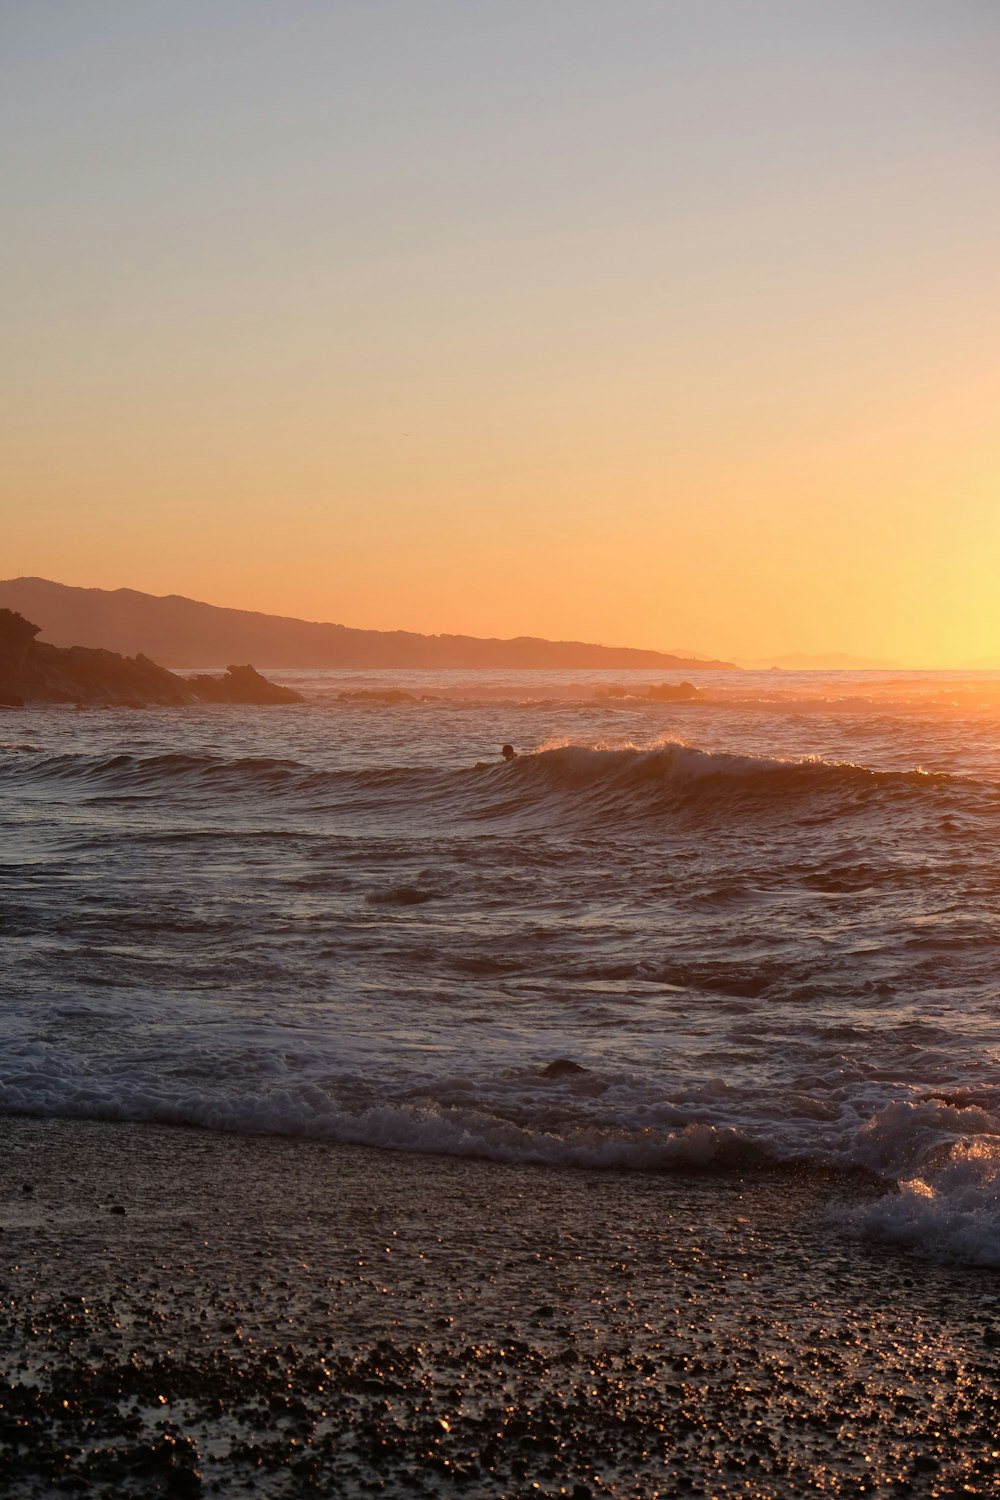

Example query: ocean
[3,667,999,1268]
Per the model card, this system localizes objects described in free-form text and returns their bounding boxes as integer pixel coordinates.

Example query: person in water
[501,744,517,762]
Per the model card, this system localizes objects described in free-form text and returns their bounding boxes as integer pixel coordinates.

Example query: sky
[2,0,998,665]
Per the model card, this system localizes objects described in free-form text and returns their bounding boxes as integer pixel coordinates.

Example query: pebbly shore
[1,1117,998,1498]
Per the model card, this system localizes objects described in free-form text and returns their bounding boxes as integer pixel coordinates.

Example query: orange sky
[3,3,999,665]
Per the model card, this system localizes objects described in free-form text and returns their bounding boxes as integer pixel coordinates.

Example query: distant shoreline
[0,577,738,672]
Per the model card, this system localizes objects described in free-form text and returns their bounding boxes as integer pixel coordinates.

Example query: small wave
[4,747,307,789]
[464,740,982,834]
[0,1071,768,1173]
[366,885,439,906]
[842,1100,1000,1266]
[526,739,960,793]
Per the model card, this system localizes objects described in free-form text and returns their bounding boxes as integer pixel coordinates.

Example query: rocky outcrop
[184,664,303,705]
[0,610,42,705]
[0,609,304,708]
[646,681,700,702]
[540,1059,590,1079]
[596,680,701,702]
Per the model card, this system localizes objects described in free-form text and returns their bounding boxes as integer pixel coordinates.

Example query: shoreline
[2,1117,998,1497]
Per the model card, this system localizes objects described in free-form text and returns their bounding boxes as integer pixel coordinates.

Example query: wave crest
[1,737,979,832]
[481,740,969,828]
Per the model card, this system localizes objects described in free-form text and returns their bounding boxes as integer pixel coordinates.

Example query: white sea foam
[3,1028,999,1265]
[842,1140,1000,1267]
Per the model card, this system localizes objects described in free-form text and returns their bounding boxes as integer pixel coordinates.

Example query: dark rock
[594,678,702,703]
[540,1059,588,1079]
[645,680,700,702]
[0,608,40,656]
[184,664,303,705]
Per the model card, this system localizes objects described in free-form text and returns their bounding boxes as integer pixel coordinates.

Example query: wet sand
[1,1117,998,1498]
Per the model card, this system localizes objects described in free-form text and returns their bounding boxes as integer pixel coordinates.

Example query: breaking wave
[1,739,985,832]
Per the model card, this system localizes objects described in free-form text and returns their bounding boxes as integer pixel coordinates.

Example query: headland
[0,608,302,708]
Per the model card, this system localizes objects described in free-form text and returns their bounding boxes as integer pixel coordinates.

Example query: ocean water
[2,667,1000,1266]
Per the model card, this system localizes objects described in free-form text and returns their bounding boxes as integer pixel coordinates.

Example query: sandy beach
[1,1117,997,1498]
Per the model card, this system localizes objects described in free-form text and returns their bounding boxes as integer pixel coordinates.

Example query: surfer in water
[501,744,517,762]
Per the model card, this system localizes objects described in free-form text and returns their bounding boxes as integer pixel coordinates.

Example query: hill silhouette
[0,579,736,672]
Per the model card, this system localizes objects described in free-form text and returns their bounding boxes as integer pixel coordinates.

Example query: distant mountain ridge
[0,579,737,671]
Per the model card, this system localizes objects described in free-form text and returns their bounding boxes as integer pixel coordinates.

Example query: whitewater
[2,667,999,1267]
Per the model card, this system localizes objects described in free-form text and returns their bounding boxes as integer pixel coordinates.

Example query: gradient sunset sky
[3,1,998,665]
